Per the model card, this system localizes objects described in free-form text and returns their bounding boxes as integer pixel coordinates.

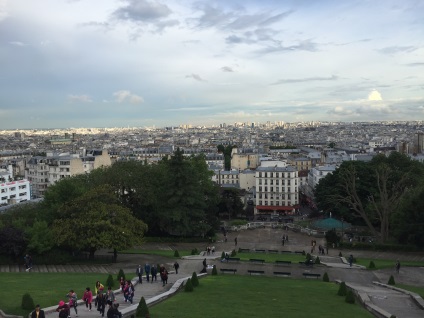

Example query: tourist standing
[136,265,143,283]
[144,263,151,282]
[395,260,401,273]
[173,261,180,274]
[31,304,45,318]
[83,287,93,311]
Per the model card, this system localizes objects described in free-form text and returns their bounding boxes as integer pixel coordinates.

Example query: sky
[1,0,424,129]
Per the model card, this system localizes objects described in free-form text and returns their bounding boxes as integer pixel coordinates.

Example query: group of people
[136,263,171,287]
[205,246,215,255]
[281,234,289,246]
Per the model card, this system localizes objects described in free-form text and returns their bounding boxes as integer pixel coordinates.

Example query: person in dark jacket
[136,265,143,283]
[144,263,151,282]
[97,292,107,317]
[151,265,157,282]
[31,304,45,318]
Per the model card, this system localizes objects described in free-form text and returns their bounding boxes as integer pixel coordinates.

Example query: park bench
[248,269,265,275]
[249,259,265,264]
[239,248,250,253]
[268,249,279,253]
[273,271,291,277]
[299,261,314,267]
[281,250,292,253]
[220,268,237,274]
[302,273,321,279]
[294,251,304,254]
[255,249,266,253]
[275,260,292,265]
[227,257,240,262]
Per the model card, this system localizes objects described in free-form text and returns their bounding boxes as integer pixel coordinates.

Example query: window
[10,194,16,198]
[10,187,16,191]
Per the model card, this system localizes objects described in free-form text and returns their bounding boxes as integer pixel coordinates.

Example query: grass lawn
[354,258,424,269]
[150,275,373,318]
[397,284,424,298]
[0,273,111,316]
[119,249,193,258]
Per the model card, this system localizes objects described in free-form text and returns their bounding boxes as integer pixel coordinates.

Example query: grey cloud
[113,0,172,22]
[259,11,294,26]
[226,28,279,45]
[271,75,338,85]
[221,66,234,72]
[153,19,180,33]
[377,46,418,54]
[406,62,424,66]
[9,41,27,46]
[225,34,249,44]
[258,39,319,55]
[191,4,234,29]
[185,74,207,82]
[78,21,112,31]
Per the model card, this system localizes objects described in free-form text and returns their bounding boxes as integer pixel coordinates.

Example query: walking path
[3,226,424,318]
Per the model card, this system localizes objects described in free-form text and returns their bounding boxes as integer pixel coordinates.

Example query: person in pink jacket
[83,287,93,311]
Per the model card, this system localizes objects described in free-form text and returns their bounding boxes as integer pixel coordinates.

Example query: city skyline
[1,0,424,129]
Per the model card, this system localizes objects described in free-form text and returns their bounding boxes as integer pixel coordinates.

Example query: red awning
[256,205,294,211]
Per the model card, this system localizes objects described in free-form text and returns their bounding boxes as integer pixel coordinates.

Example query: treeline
[315,152,424,247]
[0,149,229,261]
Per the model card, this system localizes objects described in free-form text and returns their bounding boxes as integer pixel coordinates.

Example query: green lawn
[150,275,373,318]
[119,249,193,258]
[354,258,424,269]
[0,273,111,316]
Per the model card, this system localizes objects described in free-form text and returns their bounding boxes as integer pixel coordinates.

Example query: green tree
[25,220,55,255]
[184,278,194,292]
[315,153,424,243]
[135,296,149,317]
[219,188,245,219]
[0,226,27,260]
[52,185,147,258]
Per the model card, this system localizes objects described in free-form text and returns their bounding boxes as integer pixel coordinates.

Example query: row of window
[258,172,295,178]
[258,186,298,192]
[1,192,26,200]
[258,201,293,206]
[258,180,295,185]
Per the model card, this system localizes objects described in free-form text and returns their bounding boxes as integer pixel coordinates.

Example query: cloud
[377,46,418,54]
[9,41,27,47]
[185,74,207,82]
[368,90,383,101]
[0,0,8,21]
[190,4,234,29]
[113,90,144,104]
[113,0,172,23]
[257,39,319,55]
[68,94,93,103]
[221,66,234,72]
[271,75,338,85]
[225,28,279,45]
[78,21,112,31]
[406,62,424,66]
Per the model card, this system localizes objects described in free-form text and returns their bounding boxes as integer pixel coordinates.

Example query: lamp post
[341,217,344,243]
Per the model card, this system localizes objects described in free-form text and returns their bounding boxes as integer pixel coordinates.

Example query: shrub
[221,251,226,259]
[302,250,306,256]
[305,253,312,263]
[21,293,35,310]
[339,251,343,257]
[388,275,395,285]
[117,268,125,281]
[345,290,355,304]
[174,250,180,257]
[337,282,347,296]
[184,278,194,292]
[368,261,376,269]
[323,272,329,282]
[212,265,217,276]
[106,274,114,288]
[191,272,199,287]
[315,256,320,264]
[230,250,237,257]
[390,315,397,318]
[191,248,198,255]
[135,296,150,317]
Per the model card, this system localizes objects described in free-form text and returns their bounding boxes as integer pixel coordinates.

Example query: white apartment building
[26,150,111,197]
[239,169,255,191]
[307,165,337,190]
[0,165,30,205]
[255,165,299,215]
[215,170,240,187]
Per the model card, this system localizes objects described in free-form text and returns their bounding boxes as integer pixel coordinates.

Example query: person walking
[234,237,238,246]
[144,263,151,282]
[136,265,143,284]
[173,261,180,274]
[160,268,168,286]
[349,254,354,267]
[96,292,107,317]
[24,254,33,272]
[395,260,401,273]
[106,286,115,304]
[31,304,46,318]
[56,301,70,318]
[65,289,78,317]
[151,265,157,283]
[82,287,93,311]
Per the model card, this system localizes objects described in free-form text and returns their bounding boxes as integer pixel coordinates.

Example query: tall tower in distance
[413,132,424,154]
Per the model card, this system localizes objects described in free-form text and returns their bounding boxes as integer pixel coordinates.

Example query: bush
[315,256,321,264]
[135,296,150,317]
[337,282,347,296]
[191,272,199,287]
[21,293,35,310]
[230,250,237,257]
[174,250,180,257]
[191,248,198,255]
[106,274,114,288]
[302,250,306,256]
[339,251,343,257]
[212,265,217,276]
[368,261,376,269]
[323,272,329,282]
[184,278,194,292]
[221,251,226,259]
[117,268,125,281]
[305,253,312,263]
[345,290,355,304]
[388,275,395,285]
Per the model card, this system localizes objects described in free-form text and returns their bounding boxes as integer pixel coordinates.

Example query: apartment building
[26,150,111,197]
[255,164,299,215]
[307,165,337,190]
[231,152,260,170]
[0,165,30,205]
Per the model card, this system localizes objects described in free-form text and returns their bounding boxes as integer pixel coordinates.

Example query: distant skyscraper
[413,133,424,154]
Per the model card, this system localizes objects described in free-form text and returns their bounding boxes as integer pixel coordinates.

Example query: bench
[220,268,237,274]
[273,271,291,277]
[249,259,265,264]
[268,249,279,253]
[281,250,292,253]
[248,270,265,275]
[275,260,292,265]
[294,251,304,254]
[227,257,240,262]
[255,249,266,253]
[239,248,250,253]
[303,273,321,279]
[299,261,314,267]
